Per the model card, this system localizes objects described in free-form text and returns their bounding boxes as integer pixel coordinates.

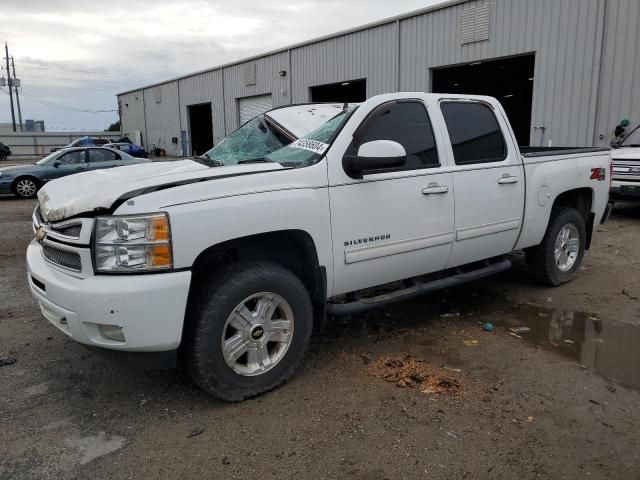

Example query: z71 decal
[290,138,329,155]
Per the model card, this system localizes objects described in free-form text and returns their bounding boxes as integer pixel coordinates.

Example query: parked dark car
[105,142,147,158]
[50,136,114,153]
[0,147,150,198]
[0,142,11,161]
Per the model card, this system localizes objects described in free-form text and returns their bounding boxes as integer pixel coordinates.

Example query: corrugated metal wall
[594,0,640,146]
[0,132,120,156]
[290,22,399,102]
[178,70,226,146]
[118,0,639,152]
[119,90,146,147]
[143,82,181,155]
[222,51,289,132]
[400,0,604,146]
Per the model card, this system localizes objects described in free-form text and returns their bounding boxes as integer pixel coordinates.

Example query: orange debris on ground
[367,355,463,396]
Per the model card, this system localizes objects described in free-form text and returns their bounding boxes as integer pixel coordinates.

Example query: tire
[526,206,586,286]
[13,177,39,199]
[186,261,313,401]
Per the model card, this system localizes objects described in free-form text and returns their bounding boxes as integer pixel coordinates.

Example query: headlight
[93,213,173,273]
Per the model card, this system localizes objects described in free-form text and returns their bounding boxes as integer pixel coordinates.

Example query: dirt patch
[2,199,640,479]
[367,355,463,395]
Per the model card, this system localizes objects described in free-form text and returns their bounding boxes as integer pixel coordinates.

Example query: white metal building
[117,0,640,156]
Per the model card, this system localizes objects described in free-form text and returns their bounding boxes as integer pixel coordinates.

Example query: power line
[21,64,177,78]
[0,86,117,113]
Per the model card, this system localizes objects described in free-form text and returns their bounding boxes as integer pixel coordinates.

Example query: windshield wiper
[193,154,223,167]
[238,158,273,164]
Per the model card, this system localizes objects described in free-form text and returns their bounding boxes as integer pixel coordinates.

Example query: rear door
[328,98,455,295]
[87,148,121,170]
[439,100,525,268]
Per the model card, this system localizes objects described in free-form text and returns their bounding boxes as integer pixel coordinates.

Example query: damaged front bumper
[26,240,192,355]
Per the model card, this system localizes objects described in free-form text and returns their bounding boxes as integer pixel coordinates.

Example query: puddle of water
[323,287,640,391]
[488,303,640,391]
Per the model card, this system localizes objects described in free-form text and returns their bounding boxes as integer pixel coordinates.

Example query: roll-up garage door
[238,94,273,125]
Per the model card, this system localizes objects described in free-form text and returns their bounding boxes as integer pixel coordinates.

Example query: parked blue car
[50,136,114,153]
[0,147,150,198]
[105,142,148,158]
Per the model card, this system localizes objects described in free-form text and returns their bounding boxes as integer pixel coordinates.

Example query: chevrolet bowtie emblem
[35,226,46,243]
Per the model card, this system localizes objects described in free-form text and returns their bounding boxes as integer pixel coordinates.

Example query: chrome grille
[42,245,82,272]
[52,224,82,238]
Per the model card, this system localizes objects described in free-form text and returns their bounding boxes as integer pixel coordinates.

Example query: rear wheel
[186,261,313,401]
[14,177,39,199]
[526,207,586,286]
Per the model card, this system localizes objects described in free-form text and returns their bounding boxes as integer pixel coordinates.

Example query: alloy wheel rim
[221,292,294,376]
[17,180,36,197]
[554,223,579,272]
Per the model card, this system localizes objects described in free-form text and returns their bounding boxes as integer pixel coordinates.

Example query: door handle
[422,183,449,195]
[497,174,518,185]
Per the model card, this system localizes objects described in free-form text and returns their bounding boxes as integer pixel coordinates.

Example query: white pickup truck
[610,125,640,202]
[27,93,612,401]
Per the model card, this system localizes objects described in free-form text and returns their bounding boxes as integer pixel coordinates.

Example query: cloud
[1,0,443,130]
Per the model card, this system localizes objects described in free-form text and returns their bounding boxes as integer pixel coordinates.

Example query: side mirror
[344,140,406,178]
[53,161,61,167]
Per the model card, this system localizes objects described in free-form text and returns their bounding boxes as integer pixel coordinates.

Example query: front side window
[347,101,439,170]
[440,102,507,165]
[201,115,291,166]
[58,151,85,164]
[266,107,357,167]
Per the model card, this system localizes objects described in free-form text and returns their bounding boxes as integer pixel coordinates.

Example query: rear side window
[88,149,118,162]
[440,102,507,165]
[350,101,439,170]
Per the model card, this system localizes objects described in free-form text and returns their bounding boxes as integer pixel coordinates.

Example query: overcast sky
[0,0,443,132]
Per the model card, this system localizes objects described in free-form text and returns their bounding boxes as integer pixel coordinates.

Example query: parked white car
[610,126,640,202]
[26,93,612,401]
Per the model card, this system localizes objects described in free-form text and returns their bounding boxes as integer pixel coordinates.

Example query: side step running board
[326,258,512,316]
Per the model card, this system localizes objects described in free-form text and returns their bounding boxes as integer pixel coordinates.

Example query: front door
[49,149,87,179]
[328,99,455,296]
[439,100,525,268]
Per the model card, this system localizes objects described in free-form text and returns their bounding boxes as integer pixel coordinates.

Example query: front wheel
[14,177,39,199]
[186,261,313,401]
[526,207,586,286]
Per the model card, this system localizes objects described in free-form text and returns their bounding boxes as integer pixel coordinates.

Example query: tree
[106,120,121,132]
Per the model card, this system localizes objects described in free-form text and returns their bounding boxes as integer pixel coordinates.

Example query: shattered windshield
[265,106,358,167]
[621,127,640,147]
[200,115,292,166]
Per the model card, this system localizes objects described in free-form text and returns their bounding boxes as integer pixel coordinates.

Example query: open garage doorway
[432,54,535,146]
[310,79,366,103]
[187,103,214,156]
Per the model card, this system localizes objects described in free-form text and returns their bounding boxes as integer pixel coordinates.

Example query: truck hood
[37,160,285,222]
[612,147,640,160]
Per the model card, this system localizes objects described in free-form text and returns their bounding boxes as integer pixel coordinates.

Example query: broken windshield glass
[266,106,358,167]
[201,115,291,166]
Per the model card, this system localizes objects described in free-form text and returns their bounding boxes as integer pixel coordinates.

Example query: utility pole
[4,43,16,132]
[10,57,23,131]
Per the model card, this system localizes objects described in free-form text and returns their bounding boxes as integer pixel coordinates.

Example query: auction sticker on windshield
[289,139,329,155]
